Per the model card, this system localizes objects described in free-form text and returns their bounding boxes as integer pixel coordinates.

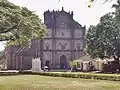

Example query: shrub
[0,72,19,76]
[19,71,120,81]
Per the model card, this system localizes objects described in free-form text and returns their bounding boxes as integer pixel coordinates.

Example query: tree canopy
[86,0,120,60]
[88,0,114,7]
[86,13,115,59]
[0,0,46,46]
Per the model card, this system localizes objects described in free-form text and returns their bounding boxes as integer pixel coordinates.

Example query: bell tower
[44,10,56,28]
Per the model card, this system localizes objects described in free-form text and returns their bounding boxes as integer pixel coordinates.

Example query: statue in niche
[61,32,64,36]
[45,43,49,50]
[64,43,68,50]
[58,43,62,50]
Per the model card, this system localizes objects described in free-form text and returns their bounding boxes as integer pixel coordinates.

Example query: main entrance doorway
[60,55,67,69]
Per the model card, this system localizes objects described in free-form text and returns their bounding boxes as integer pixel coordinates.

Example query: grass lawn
[0,75,120,90]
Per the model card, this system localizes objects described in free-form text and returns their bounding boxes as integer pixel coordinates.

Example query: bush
[69,61,77,67]
[0,72,19,76]
[0,71,120,81]
[19,71,120,81]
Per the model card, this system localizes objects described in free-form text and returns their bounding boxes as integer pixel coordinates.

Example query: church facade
[5,7,85,70]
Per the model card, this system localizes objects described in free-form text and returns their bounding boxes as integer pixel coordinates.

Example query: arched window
[77,43,81,50]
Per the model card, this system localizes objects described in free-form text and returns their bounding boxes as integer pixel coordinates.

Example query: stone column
[12,54,15,70]
[40,39,43,68]
[20,56,23,70]
[16,55,18,70]
[52,28,57,69]
[70,19,75,61]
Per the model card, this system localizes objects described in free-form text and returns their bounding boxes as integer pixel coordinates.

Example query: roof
[74,55,93,61]
[73,21,83,29]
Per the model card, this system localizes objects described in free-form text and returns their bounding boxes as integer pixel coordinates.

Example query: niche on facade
[61,32,64,36]
[64,43,68,50]
[58,43,62,50]
[77,43,81,50]
[45,43,49,50]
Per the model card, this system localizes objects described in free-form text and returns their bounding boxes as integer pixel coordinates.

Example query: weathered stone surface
[5,8,86,70]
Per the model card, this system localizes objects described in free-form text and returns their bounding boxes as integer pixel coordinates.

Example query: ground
[0,75,120,90]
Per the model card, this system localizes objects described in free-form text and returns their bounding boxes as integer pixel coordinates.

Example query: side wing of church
[4,7,85,70]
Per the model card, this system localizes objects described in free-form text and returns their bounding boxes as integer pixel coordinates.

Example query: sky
[0,0,116,51]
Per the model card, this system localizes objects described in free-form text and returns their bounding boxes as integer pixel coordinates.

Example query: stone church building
[5,7,85,70]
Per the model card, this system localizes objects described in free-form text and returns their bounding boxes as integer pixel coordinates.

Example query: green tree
[87,0,120,63]
[89,0,112,3]
[112,0,120,60]
[86,13,117,59]
[0,0,46,46]
[88,0,114,7]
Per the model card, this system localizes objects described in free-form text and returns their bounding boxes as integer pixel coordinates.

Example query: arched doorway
[60,55,67,69]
